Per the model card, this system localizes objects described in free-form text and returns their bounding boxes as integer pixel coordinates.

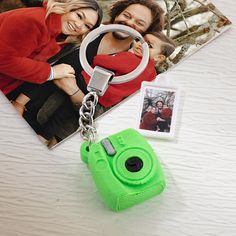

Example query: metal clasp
[87,66,115,96]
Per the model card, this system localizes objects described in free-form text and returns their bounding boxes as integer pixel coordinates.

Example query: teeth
[68,23,75,31]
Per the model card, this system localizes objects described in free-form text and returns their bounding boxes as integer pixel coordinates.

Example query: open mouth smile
[68,23,76,32]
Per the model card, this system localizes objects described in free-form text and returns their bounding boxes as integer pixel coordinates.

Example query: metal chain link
[78,91,98,145]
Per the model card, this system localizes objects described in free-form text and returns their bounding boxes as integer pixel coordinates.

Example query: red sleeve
[142,112,158,126]
[82,52,157,107]
[98,53,157,107]
[161,108,172,120]
[92,52,140,75]
[0,12,51,83]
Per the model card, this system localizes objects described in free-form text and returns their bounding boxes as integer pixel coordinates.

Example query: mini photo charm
[137,76,180,139]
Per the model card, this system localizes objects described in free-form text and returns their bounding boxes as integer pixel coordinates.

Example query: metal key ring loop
[79,24,149,84]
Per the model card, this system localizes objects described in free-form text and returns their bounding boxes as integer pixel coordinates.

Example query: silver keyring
[79,24,149,84]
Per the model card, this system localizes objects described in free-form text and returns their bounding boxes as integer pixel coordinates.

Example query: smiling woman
[45,0,103,31]
[45,0,103,43]
[0,0,103,96]
[61,8,99,36]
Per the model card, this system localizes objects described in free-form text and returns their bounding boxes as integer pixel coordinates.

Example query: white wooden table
[0,1,236,235]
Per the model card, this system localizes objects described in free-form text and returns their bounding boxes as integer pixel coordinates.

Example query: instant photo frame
[137,79,180,139]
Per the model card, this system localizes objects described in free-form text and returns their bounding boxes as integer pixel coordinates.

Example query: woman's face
[151,107,156,113]
[146,106,152,112]
[61,8,98,36]
[113,4,153,39]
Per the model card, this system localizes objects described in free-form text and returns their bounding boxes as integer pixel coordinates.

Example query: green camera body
[80,128,165,211]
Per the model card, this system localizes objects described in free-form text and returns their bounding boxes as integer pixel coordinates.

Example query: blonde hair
[45,0,99,18]
[43,0,103,43]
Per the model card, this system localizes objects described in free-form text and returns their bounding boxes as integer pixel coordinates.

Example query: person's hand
[11,100,26,116]
[53,64,75,79]
[53,76,79,95]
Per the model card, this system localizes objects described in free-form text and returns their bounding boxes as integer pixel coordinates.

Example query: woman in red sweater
[0,0,102,97]
[139,106,158,131]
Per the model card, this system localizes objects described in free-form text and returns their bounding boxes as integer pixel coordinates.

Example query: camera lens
[125,157,143,172]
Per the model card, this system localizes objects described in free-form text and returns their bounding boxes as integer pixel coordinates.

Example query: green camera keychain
[80,128,165,211]
[78,25,166,211]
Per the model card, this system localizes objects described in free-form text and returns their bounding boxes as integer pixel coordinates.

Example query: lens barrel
[125,157,143,172]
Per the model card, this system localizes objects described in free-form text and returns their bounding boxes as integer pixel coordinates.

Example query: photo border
[137,79,180,139]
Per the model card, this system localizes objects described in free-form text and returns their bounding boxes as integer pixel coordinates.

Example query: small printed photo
[137,81,179,139]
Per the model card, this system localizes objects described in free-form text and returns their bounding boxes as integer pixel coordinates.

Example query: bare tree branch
[193,0,229,22]
[163,0,171,36]
[171,43,191,64]
[169,3,215,26]
[174,0,190,34]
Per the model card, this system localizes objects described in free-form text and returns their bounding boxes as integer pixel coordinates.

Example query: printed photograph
[138,82,179,138]
[0,0,232,147]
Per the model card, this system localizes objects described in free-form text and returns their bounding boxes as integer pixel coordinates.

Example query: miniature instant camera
[80,128,165,211]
